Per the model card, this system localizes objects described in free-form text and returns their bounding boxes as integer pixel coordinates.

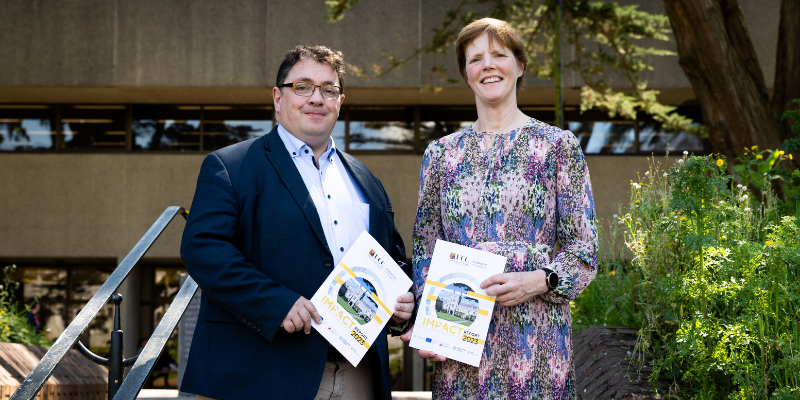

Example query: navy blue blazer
[180,127,408,400]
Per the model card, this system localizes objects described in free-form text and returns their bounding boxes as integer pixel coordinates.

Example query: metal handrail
[114,277,198,400]
[11,206,194,400]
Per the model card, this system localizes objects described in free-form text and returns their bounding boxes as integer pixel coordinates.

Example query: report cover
[310,231,412,367]
[408,240,507,367]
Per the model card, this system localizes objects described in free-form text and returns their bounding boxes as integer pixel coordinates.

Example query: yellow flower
[756,155,763,160]
[752,145,758,150]
[680,216,687,221]
[766,240,774,247]
[778,150,785,156]
[716,159,724,167]
[4,326,8,331]
[609,270,616,276]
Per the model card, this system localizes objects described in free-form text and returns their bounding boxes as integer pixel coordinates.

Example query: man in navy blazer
[180,45,414,400]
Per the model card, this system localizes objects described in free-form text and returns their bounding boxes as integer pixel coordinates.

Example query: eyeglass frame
[279,82,343,99]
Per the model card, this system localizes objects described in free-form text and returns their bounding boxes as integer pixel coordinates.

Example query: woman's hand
[480,270,548,306]
[400,327,448,362]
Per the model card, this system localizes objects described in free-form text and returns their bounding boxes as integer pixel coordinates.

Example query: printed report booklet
[409,240,507,367]
[310,231,412,367]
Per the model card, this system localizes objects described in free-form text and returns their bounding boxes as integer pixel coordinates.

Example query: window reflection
[202,106,273,151]
[419,121,472,149]
[568,121,636,154]
[133,105,201,151]
[12,268,67,341]
[62,105,127,149]
[349,107,414,151]
[419,106,477,150]
[639,120,705,153]
[0,105,56,151]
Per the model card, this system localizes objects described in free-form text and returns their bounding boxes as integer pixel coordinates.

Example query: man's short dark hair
[275,45,346,92]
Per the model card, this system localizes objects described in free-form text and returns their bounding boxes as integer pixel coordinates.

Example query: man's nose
[308,86,326,104]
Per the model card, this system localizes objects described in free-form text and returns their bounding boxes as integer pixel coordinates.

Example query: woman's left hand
[480,270,548,306]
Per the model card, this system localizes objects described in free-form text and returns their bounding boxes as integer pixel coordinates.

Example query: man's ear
[272,86,282,115]
[338,93,345,108]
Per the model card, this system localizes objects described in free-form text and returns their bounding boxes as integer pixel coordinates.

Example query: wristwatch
[540,268,559,292]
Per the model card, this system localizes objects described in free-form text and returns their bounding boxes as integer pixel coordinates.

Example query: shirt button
[334,220,338,225]
[292,152,296,156]
[327,195,331,199]
[340,247,344,252]
[304,149,309,154]
[323,259,333,268]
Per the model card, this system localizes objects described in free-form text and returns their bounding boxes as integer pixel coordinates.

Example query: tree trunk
[772,0,800,141]
[662,0,782,160]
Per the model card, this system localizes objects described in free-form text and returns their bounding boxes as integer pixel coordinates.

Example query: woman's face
[464,33,523,106]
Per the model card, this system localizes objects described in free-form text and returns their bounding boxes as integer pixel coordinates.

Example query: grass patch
[336,296,368,325]
[435,311,473,327]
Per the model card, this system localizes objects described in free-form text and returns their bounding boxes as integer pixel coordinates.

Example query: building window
[10,264,114,347]
[419,106,476,150]
[133,105,201,151]
[0,105,56,151]
[348,107,415,151]
[201,106,273,151]
[0,104,708,155]
[569,121,637,154]
[62,105,127,150]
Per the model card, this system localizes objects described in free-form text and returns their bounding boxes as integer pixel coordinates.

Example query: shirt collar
[277,124,337,159]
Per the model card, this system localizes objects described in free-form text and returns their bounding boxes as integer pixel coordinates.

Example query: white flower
[663,173,668,177]
[618,220,624,225]
[613,214,618,219]
[645,171,650,176]
[737,184,742,188]
[740,195,749,201]
[677,159,684,164]
[744,207,751,212]
[683,151,688,155]
[631,183,641,189]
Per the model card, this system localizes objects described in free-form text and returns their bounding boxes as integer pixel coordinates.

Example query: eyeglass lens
[293,83,340,99]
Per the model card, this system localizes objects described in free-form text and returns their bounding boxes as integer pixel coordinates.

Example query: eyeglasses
[280,82,342,100]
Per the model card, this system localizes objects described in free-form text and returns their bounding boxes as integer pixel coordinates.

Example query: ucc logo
[369,249,385,266]
[450,252,469,263]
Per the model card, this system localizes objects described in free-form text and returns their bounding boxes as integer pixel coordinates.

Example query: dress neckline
[466,117,535,136]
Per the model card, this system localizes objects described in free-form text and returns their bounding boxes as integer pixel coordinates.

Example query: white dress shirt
[277,125,370,266]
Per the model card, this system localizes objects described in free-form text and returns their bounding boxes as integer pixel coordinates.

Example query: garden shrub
[571,152,800,398]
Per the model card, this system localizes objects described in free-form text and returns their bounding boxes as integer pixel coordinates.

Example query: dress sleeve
[411,141,446,311]
[539,131,599,304]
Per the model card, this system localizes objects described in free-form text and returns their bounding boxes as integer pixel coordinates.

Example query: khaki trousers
[193,359,375,400]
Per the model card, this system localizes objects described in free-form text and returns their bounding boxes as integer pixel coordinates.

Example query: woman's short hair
[275,45,346,92]
[455,18,528,90]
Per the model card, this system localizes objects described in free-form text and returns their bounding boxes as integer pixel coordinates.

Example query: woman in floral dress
[402,18,598,399]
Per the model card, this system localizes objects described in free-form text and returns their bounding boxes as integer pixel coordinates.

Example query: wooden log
[0,343,107,400]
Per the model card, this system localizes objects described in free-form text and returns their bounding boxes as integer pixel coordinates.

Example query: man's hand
[390,292,415,324]
[480,270,548,307]
[400,328,447,362]
[280,296,321,334]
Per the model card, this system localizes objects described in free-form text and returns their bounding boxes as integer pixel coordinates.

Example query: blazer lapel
[336,150,383,239]
[263,128,332,256]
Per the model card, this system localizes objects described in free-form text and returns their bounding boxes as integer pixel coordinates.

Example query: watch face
[548,273,558,289]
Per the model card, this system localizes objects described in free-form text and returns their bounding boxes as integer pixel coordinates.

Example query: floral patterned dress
[412,118,598,400]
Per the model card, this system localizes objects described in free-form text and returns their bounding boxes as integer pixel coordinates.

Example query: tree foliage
[327,0,703,136]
